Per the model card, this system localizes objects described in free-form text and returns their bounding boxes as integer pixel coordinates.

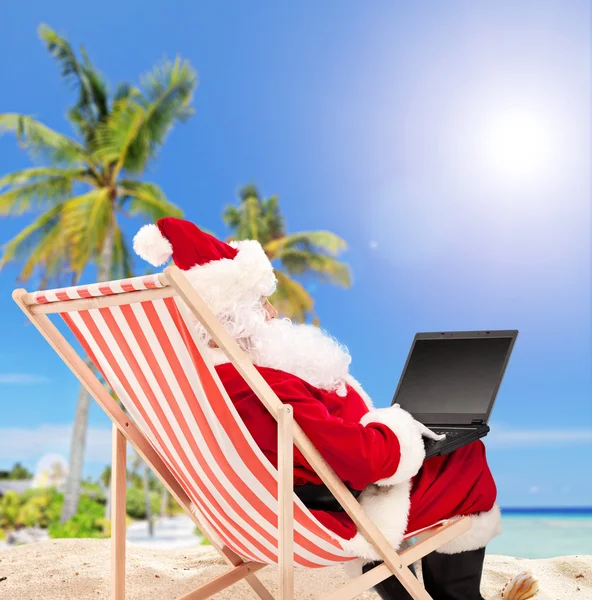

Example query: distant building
[0,480,33,498]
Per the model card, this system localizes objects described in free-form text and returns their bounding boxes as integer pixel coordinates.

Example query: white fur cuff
[436,504,502,554]
[360,406,425,486]
[340,482,412,562]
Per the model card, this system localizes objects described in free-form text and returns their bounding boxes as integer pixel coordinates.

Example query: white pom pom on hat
[132,223,173,267]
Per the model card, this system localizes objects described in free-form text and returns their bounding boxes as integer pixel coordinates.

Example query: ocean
[487,509,592,558]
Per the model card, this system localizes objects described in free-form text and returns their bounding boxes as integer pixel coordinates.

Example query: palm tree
[128,451,155,537]
[223,185,351,322]
[0,25,196,522]
[160,487,170,518]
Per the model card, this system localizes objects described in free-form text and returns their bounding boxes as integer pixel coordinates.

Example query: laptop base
[424,425,490,459]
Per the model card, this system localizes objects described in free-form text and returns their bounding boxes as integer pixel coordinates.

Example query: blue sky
[0,1,590,507]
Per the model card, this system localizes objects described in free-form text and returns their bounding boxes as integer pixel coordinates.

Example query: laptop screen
[392,334,514,426]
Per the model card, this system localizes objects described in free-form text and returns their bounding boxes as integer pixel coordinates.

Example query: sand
[0,539,591,599]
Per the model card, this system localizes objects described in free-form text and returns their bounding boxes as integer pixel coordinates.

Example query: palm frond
[94,57,196,176]
[59,188,112,276]
[225,187,286,244]
[238,185,265,239]
[66,106,92,141]
[271,271,315,323]
[0,114,88,165]
[0,177,74,216]
[111,222,134,280]
[18,221,73,284]
[140,56,196,124]
[39,25,108,128]
[79,47,109,120]
[261,195,285,239]
[277,249,352,287]
[39,25,87,93]
[243,195,263,240]
[0,167,93,189]
[0,203,65,276]
[91,100,143,166]
[222,205,242,230]
[225,193,266,241]
[125,57,196,173]
[113,82,142,103]
[265,231,348,258]
[118,180,183,220]
[239,184,261,203]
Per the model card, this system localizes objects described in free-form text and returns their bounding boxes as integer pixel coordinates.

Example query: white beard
[203,308,353,395]
[187,288,353,395]
[247,318,352,395]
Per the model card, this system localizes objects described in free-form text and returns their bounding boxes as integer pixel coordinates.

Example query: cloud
[369,241,379,250]
[0,373,50,385]
[528,485,541,494]
[0,425,111,464]
[488,424,592,448]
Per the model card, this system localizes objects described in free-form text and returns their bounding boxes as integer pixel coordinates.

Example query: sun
[480,109,554,182]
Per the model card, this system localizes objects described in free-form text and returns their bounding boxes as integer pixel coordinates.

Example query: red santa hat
[133,217,276,312]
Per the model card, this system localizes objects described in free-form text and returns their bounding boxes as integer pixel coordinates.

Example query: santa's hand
[415,421,446,441]
[391,404,446,441]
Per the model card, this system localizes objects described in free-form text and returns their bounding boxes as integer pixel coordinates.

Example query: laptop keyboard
[424,429,467,448]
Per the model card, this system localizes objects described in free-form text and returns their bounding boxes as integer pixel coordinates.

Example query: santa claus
[134,217,501,600]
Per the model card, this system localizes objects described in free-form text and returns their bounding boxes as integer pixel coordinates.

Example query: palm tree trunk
[160,487,169,518]
[60,224,114,524]
[60,379,92,523]
[104,477,112,528]
[143,464,154,537]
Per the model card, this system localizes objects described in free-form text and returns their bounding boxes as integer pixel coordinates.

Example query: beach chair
[13,265,471,600]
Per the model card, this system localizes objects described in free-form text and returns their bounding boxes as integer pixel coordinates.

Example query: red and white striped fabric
[40,278,445,567]
[30,274,163,305]
[54,289,357,567]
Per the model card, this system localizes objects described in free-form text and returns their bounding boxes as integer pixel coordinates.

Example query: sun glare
[481,109,554,182]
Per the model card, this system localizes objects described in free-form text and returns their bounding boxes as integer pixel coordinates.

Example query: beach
[1,538,591,599]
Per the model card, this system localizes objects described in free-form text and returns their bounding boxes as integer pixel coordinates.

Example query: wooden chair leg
[177,562,266,600]
[278,405,294,600]
[319,518,473,600]
[111,424,127,600]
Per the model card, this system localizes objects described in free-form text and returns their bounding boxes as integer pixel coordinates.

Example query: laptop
[391,330,518,458]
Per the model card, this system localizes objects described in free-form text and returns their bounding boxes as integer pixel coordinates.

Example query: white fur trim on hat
[133,224,173,267]
[360,406,425,486]
[184,239,276,314]
[340,481,412,562]
[436,504,502,554]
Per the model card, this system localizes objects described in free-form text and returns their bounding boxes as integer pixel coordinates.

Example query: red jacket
[216,362,497,540]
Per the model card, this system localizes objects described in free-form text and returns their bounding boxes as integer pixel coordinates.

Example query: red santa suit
[214,361,501,560]
[133,216,502,562]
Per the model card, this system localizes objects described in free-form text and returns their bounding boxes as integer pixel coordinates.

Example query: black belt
[294,483,363,512]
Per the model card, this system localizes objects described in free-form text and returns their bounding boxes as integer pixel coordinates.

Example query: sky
[0,1,590,507]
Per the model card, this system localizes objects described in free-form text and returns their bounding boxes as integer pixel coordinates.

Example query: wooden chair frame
[13,265,471,600]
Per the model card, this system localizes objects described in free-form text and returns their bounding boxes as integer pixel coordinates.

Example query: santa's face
[262,298,279,321]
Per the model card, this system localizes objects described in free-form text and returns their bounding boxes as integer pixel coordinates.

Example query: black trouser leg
[361,561,416,600]
[421,547,486,600]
